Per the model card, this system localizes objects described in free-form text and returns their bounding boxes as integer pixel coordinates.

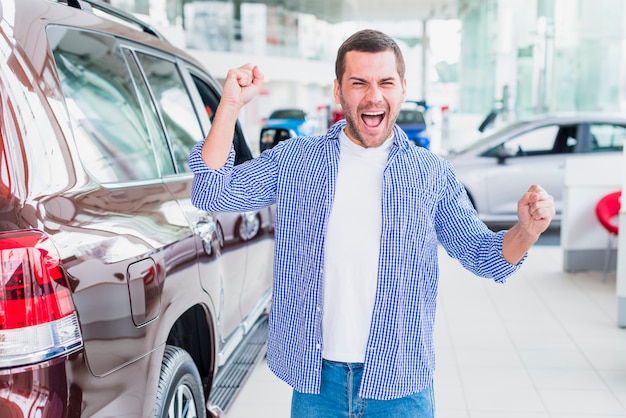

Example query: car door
[183,69,274,335]
[46,26,202,376]
[482,123,575,218]
[128,49,247,351]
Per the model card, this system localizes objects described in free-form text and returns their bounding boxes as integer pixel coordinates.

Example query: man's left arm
[502,184,556,264]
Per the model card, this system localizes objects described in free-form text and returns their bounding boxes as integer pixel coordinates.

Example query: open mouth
[361,111,385,128]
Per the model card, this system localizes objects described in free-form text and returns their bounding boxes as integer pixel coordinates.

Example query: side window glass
[397,109,426,124]
[483,125,559,157]
[552,125,579,153]
[47,27,160,183]
[135,53,204,174]
[590,124,626,153]
[260,128,293,151]
[190,75,253,166]
[122,49,176,176]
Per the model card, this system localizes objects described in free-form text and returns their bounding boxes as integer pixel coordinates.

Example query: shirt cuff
[493,230,526,283]
[188,142,236,174]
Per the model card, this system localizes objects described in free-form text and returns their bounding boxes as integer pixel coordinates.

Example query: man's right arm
[201,64,264,169]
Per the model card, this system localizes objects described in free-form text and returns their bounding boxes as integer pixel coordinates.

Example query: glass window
[47,26,160,183]
[190,75,252,166]
[269,109,306,119]
[397,109,425,124]
[260,128,293,151]
[135,53,203,174]
[483,125,560,157]
[590,124,626,153]
[122,49,175,176]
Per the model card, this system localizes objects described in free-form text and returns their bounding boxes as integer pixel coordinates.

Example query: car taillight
[0,230,83,368]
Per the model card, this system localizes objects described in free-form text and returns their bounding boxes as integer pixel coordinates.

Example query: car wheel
[154,345,206,418]
[215,222,224,248]
[236,214,261,241]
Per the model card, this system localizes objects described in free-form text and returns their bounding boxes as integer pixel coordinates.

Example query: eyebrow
[347,76,397,83]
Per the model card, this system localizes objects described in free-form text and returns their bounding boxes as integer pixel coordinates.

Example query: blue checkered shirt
[189,121,523,400]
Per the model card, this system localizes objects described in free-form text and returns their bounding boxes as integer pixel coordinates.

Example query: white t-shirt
[322,130,393,362]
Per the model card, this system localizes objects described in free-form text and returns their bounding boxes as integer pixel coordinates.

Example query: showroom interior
[107,0,626,416]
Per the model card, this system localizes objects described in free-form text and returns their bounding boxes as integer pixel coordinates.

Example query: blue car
[396,104,430,149]
[264,108,316,136]
[260,108,318,151]
[260,127,296,151]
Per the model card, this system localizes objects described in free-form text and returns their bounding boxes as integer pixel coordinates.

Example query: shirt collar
[338,129,394,156]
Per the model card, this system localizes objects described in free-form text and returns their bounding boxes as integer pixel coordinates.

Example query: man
[190,29,555,417]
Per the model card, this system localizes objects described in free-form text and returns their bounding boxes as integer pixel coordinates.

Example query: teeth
[363,111,384,116]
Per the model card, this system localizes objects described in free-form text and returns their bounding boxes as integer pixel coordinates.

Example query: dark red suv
[0,0,274,416]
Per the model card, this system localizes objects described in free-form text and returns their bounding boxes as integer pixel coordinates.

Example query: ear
[333,79,341,104]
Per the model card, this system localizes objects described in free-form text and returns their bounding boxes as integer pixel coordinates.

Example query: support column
[617,149,626,327]
[421,18,429,101]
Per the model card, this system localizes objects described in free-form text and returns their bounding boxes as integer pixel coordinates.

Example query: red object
[595,191,621,235]
[0,230,77,330]
[330,109,344,124]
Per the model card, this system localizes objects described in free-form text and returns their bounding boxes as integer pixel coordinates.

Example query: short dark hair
[335,29,406,84]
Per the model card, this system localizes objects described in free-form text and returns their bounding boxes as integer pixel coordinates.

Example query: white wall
[618,148,626,326]
[561,154,623,272]
[561,149,626,327]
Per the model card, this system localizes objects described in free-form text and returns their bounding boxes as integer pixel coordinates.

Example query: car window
[48,27,162,183]
[483,125,560,157]
[122,49,176,176]
[397,109,425,125]
[551,125,580,153]
[135,52,204,174]
[590,124,626,153]
[269,109,306,119]
[190,75,252,166]
[260,128,293,151]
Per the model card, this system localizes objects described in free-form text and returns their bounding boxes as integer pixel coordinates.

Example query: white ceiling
[256,0,461,23]
[342,0,458,21]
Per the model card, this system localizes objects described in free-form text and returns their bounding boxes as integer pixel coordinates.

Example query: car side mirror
[496,146,516,164]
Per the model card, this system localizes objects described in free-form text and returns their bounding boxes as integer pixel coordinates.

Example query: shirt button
[316,344,321,350]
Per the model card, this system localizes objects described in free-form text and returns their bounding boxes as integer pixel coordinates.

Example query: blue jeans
[291,360,435,417]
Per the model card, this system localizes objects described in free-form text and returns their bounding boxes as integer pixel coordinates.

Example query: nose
[364,84,384,103]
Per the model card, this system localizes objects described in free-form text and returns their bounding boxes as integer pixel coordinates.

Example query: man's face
[334,50,406,148]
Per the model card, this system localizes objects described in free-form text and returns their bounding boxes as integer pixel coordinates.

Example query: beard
[342,104,398,148]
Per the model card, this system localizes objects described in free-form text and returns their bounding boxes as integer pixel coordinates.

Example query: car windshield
[269,109,306,119]
[450,120,532,154]
[397,109,425,124]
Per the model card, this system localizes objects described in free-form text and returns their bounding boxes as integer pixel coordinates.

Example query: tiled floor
[225,240,626,418]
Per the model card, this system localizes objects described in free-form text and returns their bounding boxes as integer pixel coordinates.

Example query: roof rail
[65,0,165,40]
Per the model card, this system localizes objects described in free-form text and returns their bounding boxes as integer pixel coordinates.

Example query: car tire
[236,214,260,241]
[215,222,224,248]
[154,345,206,418]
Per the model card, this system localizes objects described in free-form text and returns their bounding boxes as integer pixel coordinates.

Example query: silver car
[446,114,626,224]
